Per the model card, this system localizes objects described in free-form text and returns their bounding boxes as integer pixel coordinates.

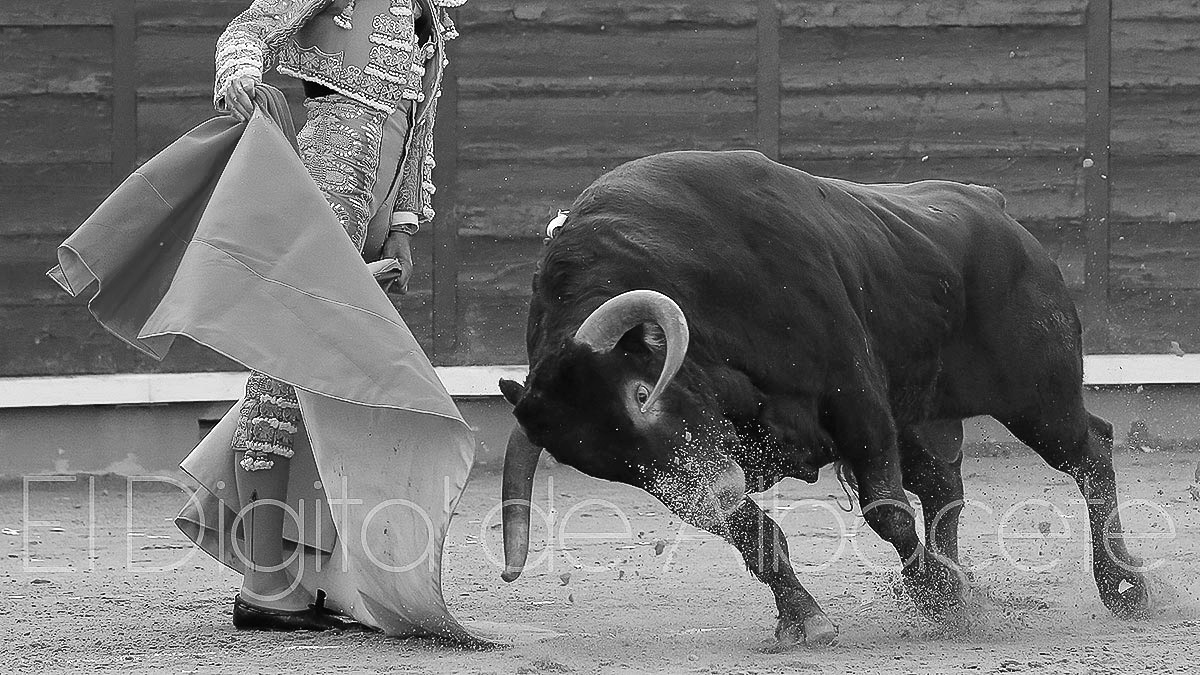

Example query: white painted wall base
[2,360,1199,479]
[0,366,531,409]
[2,356,1199,409]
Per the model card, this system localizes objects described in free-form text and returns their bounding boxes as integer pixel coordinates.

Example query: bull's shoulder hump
[606,149,781,179]
[583,150,801,211]
[840,178,1009,214]
[925,181,1008,212]
[965,183,1006,210]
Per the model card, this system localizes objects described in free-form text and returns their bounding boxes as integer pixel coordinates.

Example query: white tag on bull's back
[545,210,569,239]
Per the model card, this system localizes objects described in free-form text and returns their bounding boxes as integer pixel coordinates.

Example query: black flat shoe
[232,589,372,632]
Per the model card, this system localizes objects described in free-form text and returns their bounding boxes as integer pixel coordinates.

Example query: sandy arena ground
[3,450,1199,674]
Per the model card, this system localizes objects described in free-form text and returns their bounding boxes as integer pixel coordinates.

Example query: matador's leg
[232,94,412,470]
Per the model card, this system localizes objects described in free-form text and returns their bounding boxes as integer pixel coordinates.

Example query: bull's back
[536,151,1076,399]
[584,150,1038,273]
[811,160,1084,415]
[619,150,1063,307]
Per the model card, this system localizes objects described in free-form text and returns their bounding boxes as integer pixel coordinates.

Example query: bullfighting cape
[47,85,477,640]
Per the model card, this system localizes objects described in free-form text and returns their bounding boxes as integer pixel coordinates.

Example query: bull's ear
[499,378,526,406]
[617,323,666,354]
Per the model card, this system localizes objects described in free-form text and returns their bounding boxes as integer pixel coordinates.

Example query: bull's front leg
[830,392,968,619]
[724,499,839,649]
[651,456,836,648]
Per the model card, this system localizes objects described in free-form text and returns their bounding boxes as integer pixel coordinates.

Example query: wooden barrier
[2,0,1197,377]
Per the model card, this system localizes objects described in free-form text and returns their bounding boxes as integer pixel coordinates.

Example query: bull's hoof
[1098,565,1149,619]
[801,614,840,647]
[768,612,838,651]
[902,555,968,620]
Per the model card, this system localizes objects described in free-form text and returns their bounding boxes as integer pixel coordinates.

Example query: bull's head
[498,290,747,582]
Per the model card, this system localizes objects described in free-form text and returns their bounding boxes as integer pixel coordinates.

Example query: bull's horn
[575,289,689,412]
[500,425,541,582]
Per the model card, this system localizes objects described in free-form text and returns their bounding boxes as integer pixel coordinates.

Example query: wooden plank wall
[1,0,1196,377]
[1108,1,1200,351]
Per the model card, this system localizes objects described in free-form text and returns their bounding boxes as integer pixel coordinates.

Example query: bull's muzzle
[649,458,748,538]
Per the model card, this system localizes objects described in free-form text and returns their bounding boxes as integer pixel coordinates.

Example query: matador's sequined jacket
[214,0,466,224]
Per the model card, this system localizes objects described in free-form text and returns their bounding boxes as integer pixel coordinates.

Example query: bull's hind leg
[899,421,966,563]
[724,499,839,648]
[1000,409,1149,617]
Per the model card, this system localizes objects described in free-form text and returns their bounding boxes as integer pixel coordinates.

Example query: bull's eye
[635,384,650,407]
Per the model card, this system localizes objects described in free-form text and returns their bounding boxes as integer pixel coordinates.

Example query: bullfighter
[213,0,465,631]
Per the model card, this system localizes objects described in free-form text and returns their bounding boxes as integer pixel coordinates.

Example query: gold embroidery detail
[297,97,389,250]
[233,373,301,472]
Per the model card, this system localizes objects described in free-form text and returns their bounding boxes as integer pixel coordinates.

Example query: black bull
[498,150,1148,647]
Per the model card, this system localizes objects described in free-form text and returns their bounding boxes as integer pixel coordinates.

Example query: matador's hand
[220,76,258,121]
[380,232,415,295]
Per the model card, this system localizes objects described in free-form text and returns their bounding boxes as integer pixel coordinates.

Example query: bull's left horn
[575,289,689,412]
[501,425,541,582]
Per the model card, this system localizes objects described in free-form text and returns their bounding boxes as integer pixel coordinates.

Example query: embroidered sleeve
[394,2,459,228]
[436,7,460,41]
[214,0,333,109]
[394,100,439,227]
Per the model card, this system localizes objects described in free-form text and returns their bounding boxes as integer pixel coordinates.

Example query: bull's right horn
[575,289,689,412]
[500,425,541,582]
